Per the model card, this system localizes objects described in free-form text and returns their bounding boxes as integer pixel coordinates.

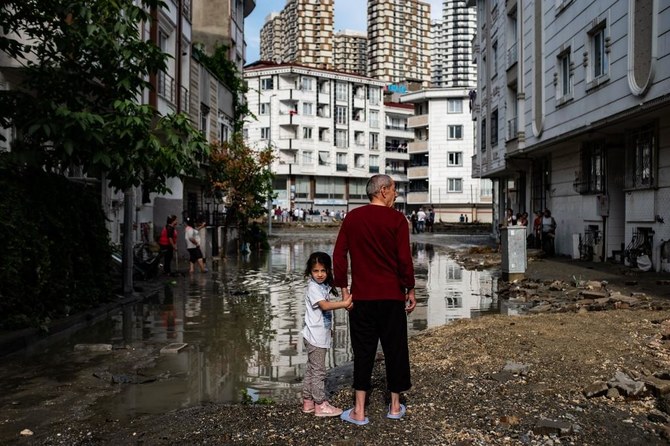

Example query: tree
[0,0,208,294]
[207,134,274,253]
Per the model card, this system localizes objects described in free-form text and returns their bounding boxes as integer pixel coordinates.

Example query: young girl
[301,251,352,417]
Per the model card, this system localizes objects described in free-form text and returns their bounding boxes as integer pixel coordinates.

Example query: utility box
[501,226,527,281]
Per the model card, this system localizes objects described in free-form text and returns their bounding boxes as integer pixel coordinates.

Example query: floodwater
[1,236,499,423]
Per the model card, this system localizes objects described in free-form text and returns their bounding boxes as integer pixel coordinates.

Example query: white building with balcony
[244,61,397,214]
[401,88,492,222]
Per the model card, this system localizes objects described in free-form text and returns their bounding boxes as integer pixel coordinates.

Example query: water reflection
[2,238,498,421]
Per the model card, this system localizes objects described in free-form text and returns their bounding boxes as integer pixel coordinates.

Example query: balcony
[407,166,428,178]
[408,140,428,153]
[407,191,429,204]
[157,71,175,104]
[407,114,429,128]
[507,117,518,141]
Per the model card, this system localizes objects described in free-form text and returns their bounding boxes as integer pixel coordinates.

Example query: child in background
[301,252,352,417]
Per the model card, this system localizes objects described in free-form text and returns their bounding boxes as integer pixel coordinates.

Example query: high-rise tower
[258,0,334,69]
[367,0,431,85]
[431,0,477,88]
[333,30,368,76]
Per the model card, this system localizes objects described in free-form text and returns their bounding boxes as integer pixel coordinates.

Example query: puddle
[0,237,499,423]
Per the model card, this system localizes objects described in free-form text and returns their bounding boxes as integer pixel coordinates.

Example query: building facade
[243,62,400,214]
[401,88,492,222]
[258,0,334,69]
[192,0,256,70]
[431,0,478,88]
[367,0,432,85]
[259,13,283,63]
[333,30,368,76]
[469,0,670,270]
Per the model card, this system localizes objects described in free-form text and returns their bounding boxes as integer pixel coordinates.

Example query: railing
[507,117,518,141]
[182,0,192,21]
[507,42,518,68]
[369,166,379,173]
[336,164,347,172]
[385,145,408,153]
[180,86,189,113]
[157,71,176,104]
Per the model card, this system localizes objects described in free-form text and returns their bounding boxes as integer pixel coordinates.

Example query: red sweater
[333,205,414,301]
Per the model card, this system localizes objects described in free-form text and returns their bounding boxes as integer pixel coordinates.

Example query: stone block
[160,343,188,354]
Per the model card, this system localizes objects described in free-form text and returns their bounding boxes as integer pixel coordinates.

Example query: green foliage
[239,388,275,406]
[0,0,208,194]
[195,45,251,133]
[0,160,113,330]
[208,134,274,242]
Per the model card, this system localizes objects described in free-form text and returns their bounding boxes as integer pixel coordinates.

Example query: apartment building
[401,88,492,223]
[333,30,368,76]
[243,62,398,214]
[468,0,670,270]
[192,0,256,70]
[258,0,334,68]
[259,13,283,63]
[368,0,431,85]
[431,0,477,88]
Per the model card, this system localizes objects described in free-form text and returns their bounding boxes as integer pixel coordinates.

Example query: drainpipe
[176,0,183,113]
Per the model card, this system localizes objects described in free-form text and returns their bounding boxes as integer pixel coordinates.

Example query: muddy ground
[4,232,670,445]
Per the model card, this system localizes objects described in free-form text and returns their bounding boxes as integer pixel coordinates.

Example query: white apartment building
[431,0,477,88]
[368,0,432,85]
[333,30,368,76]
[259,0,334,69]
[468,0,670,270]
[401,88,492,222]
[243,62,396,214]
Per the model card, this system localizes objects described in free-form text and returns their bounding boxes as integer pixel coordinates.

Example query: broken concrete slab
[160,343,188,354]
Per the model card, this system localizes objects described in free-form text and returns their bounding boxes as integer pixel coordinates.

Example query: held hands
[343,294,353,311]
[405,289,417,314]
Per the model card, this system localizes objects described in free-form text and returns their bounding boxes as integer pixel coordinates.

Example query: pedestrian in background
[185,217,208,273]
[301,252,352,417]
[333,174,416,425]
[541,209,557,256]
[158,215,178,276]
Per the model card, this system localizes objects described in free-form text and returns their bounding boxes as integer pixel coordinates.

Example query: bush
[0,162,113,330]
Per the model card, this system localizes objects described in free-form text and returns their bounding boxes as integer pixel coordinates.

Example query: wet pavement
[0,234,498,436]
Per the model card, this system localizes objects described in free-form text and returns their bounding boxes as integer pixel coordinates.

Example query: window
[557,49,572,99]
[480,118,486,152]
[448,125,463,140]
[369,155,379,173]
[335,129,347,148]
[302,102,314,116]
[261,77,274,90]
[260,103,270,115]
[335,82,348,101]
[492,40,498,77]
[448,152,463,166]
[590,25,608,79]
[261,127,270,140]
[369,133,379,151]
[369,87,381,105]
[369,110,379,128]
[301,77,314,91]
[447,99,463,113]
[335,106,348,125]
[491,109,498,147]
[303,127,313,139]
[448,178,463,192]
[302,150,313,165]
[625,124,656,189]
[336,153,347,171]
[318,151,330,166]
[577,142,604,194]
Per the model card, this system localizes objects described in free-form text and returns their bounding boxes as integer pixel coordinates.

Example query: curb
[0,293,145,358]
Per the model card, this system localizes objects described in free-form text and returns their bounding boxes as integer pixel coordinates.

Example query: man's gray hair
[366,174,392,200]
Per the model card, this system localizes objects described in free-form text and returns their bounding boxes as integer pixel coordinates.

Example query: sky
[244,0,444,63]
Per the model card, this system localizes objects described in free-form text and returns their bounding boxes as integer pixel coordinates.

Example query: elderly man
[333,174,417,425]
